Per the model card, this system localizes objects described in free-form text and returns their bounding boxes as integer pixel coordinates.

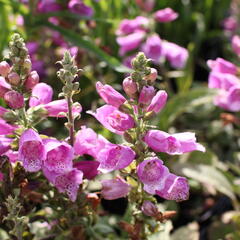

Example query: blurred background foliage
[1,0,240,239]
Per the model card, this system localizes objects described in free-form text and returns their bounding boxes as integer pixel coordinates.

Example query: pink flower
[37,0,61,13]
[43,139,73,174]
[68,0,93,17]
[43,100,82,118]
[87,105,135,135]
[8,72,20,86]
[139,86,155,105]
[0,61,10,77]
[97,144,135,173]
[226,86,240,111]
[141,200,158,217]
[0,136,13,155]
[25,71,39,90]
[96,81,126,108]
[0,77,11,98]
[156,174,189,201]
[116,16,149,36]
[135,0,155,12]
[5,150,18,163]
[4,90,24,109]
[162,42,188,69]
[137,157,189,201]
[74,161,99,179]
[222,17,238,32]
[19,129,46,172]
[29,83,53,107]
[117,31,145,56]
[101,178,131,200]
[232,35,240,56]
[146,90,167,113]
[154,8,178,22]
[144,68,158,82]
[144,130,205,155]
[122,77,138,96]
[207,58,237,75]
[74,126,109,158]
[208,72,239,90]
[141,35,163,63]
[0,119,17,135]
[54,169,83,202]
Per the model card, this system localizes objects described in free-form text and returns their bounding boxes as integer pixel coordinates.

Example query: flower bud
[8,72,20,86]
[0,61,11,77]
[146,90,168,113]
[144,68,157,82]
[123,77,138,97]
[4,90,24,109]
[101,177,131,200]
[139,86,155,105]
[25,71,39,90]
[23,58,32,72]
[141,201,158,217]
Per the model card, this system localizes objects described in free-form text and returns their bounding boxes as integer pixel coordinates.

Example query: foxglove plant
[75,52,205,238]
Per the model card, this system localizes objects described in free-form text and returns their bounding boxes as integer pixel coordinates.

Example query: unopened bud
[23,58,32,71]
[123,131,135,143]
[119,102,132,114]
[25,71,39,90]
[143,111,156,120]
[3,111,18,122]
[144,68,157,82]
[0,61,11,77]
[123,77,138,97]
[8,72,20,86]
[141,201,158,217]
[4,90,24,109]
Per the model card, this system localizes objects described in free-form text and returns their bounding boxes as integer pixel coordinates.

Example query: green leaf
[37,21,130,73]
[157,87,215,130]
[173,163,236,202]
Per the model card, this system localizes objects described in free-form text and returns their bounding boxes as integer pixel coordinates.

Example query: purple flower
[227,86,240,111]
[29,83,53,107]
[4,90,24,109]
[25,71,39,90]
[144,130,205,155]
[87,105,135,135]
[0,136,13,155]
[156,174,189,201]
[0,119,17,135]
[139,86,155,105]
[96,81,126,108]
[26,42,39,56]
[19,129,46,172]
[43,100,82,118]
[222,16,238,32]
[208,72,239,90]
[97,144,135,173]
[37,0,61,13]
[0,77,11,98]
[162,41,188,69]
[146,90,167,113]
[137,157,189,201]
[68,0,94,17]
[141,200,158,217]
[101,177,131,200]
[154,8,178,22]
[207,58,237,75]
[54,169,83,202]
[0,61,10,77]
[122,77,138,96]
[43,139,73,174]
[74,126,110,158]
[141,35,163,63]
[117,31,145,56]
[74,161,99,179]
[116,16,149,36]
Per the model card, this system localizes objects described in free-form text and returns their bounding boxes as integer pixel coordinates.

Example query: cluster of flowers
[208,58,240,112]
[81,53,205,205]
[116,8,188,69]
[0,34,205,215]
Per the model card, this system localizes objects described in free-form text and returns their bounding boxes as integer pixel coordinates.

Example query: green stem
[19,107,28,128]
[67,94,75,146]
